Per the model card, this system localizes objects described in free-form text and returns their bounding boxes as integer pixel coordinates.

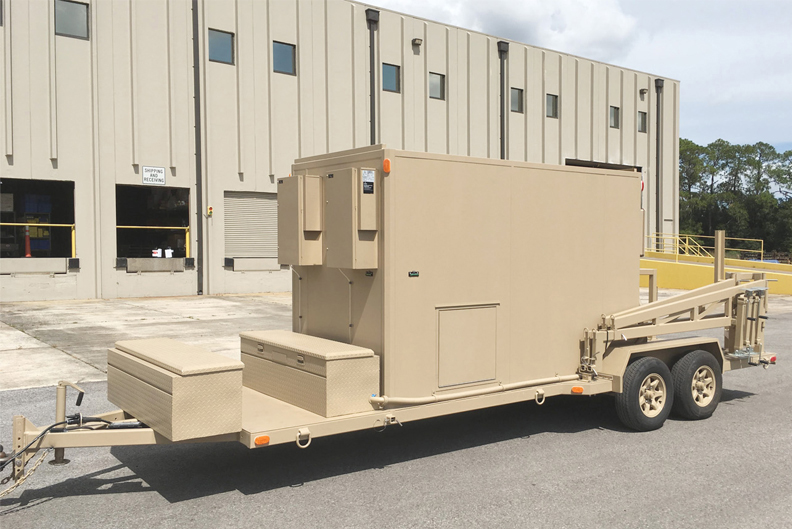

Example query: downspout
[497,41,509,160]
[366,9,379,145]
[654,78,664,250]
[191,0,205,294]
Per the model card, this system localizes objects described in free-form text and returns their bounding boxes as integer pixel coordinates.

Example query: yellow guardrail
[645,232,764,262]
[0,222,76,258]
[116,225,190,258]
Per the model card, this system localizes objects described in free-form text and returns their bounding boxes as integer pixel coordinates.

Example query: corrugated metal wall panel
[224,191,278,258]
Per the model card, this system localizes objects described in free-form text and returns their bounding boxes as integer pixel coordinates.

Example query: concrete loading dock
[2,147,774,481]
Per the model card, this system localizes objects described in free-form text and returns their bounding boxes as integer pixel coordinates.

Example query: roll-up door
[224,192,278,258]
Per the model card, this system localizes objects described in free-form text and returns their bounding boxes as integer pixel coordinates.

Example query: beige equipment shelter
[3,146,775,482]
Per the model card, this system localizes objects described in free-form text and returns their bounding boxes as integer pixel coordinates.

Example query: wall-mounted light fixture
[639,88,649,101]
[412,38,423,47]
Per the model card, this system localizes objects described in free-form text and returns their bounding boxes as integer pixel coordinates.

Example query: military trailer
[2,146,776,482]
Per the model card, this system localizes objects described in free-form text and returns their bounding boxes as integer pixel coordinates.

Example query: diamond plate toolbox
[240,330,379,417]
[107,338,243,441]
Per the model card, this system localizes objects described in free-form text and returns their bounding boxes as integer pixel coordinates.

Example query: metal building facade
[0,0,679,301]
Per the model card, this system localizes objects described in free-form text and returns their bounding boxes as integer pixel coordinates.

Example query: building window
[638,111,648,133]
[382,63,400,93]
[510,88,524,113]
[546,94,559,118]
[610,106,620,129]
[429,72,445,100]
[0,179,75,258]
[273,41,296,75]
[208,29,234,65]
[55,0,89,40]
[224,192,277,259]
[116,186,190,258]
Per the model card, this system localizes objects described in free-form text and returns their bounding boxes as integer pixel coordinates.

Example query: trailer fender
[601,337,724,393]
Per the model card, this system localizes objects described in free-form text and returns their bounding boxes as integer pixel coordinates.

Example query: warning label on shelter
[362,169,375,194]
[142,166,166,186]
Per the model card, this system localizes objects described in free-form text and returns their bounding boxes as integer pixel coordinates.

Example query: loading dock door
[224,192,278,258]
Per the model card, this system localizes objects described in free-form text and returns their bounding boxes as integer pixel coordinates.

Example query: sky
[368,0,792,152]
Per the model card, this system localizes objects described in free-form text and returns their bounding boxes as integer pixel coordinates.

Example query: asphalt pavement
[1,290,790,528]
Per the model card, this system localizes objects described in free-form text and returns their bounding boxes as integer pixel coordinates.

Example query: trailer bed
[238,378,614,448]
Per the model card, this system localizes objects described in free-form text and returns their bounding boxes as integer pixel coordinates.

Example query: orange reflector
[571,386,584,394]
[383,158,391,173]
[254,435,270,446]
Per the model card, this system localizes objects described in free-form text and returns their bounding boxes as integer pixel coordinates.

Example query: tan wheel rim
[691,366,716,407]
[639,374,666,418]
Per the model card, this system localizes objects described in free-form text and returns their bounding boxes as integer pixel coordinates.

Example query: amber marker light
[254,435,270,446]
[571,386,584,394]
[383,158,391,173]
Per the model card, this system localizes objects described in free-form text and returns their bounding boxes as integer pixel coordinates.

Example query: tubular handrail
[0,222,77,258]
[115,225,190,258]
[645,232,764,262]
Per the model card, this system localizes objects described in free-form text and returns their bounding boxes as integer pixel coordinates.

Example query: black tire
[671,350,722,420]
[615,357,674,431]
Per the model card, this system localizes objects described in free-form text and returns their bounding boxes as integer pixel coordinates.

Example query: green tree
[678,139,792,255]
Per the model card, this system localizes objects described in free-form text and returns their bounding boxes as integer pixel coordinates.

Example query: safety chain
[0,449,52,498]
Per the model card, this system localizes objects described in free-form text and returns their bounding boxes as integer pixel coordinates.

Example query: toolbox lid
[240,330,375,360]
[115,338,243,376]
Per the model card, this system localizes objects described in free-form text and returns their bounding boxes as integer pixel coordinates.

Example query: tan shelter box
[240,330,379,417]
[287,146,642,401]
[107,338,243,441]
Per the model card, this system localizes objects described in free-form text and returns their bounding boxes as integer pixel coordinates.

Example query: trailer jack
[1,381,148,484]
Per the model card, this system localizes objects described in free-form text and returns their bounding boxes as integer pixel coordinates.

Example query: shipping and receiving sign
[142,166,166,186]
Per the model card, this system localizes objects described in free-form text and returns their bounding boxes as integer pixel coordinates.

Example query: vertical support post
[639,268,658,304]
[48,0,59,160]
[24,225,31,257]
[166,0,176,170]
[4,0,13,157]
[640,208,646,257]
[191,0,204,295]
[12,416,25,481]
[71,225,76,258]
[365,9,379,146]
[234,0,243,177]
[747,294,757,349]
[497,41,509,160]
[654,78,664,250]
[53,384,66,464]
[756,290,767,353]
[129,0,140,166]
[732,296,747,351]
[648,271,657,304]
[714,229,725,283]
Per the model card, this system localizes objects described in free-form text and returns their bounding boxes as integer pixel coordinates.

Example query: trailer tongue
[2,146,776,484]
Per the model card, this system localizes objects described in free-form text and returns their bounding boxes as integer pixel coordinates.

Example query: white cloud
[615,1,792,144]
[370,0,638,63]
